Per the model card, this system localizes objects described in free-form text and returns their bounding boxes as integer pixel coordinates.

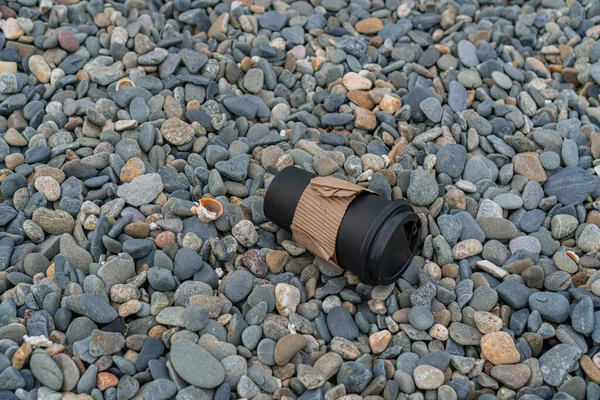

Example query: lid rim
[357,201,419,285]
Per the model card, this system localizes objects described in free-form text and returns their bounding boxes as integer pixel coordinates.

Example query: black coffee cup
[264,166,421,285]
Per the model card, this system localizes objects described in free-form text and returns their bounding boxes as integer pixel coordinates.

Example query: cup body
[264,166,421,285]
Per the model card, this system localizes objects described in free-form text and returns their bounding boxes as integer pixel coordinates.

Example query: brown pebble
[347,91,374,109]
[266,250,289,273]
[392,309,409,324]
[94,13,110,28]
[434,310,451,327]
[368,330,391,354]
[0,6,16,18]
[354,107,376,130]
[57,30,79,52]
[505,258,534,274]
[155,231,176,248]
[581,355,600,384]
[124,222,150,238]
[119,157,145,183]
[148,325,167,339]
[5,153,24,170]
[354,18,384,34]
[442,264,458,278]
[11,343,32,370]
[118,300,142,317]
[274,334,306,366]
[512,152,547,183]
[480,332,520,365]
[240,57,253,71]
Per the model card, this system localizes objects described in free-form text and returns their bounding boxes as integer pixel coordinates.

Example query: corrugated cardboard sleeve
[290,176,376,266]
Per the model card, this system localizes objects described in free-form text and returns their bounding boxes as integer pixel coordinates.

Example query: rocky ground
[0,0,600,399]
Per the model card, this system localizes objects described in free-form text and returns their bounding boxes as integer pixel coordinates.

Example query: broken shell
[567,250,580,263]
[200,198,223,217]
[116,78,135,91]
[191,198,223,222]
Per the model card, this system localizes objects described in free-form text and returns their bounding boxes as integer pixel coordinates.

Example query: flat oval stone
[326,306,359,340]
[170,338,225,389]
[64,293,118,324]
[30,351,63,391]
[274,334,306,366]
[544,167,597,206]
[529,292,570,323]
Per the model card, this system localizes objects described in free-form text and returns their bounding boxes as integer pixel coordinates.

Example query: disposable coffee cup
[264,166,421,285]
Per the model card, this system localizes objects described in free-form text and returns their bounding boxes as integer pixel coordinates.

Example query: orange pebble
[96,372,118,391]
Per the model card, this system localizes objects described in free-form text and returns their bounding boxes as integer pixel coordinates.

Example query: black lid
[360,203,421,285]
[336,195,421,285]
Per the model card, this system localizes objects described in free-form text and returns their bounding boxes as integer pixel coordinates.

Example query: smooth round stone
[407,167,438,206]
[496,281,533,309]
[491,71,513,90]
[469,286,498,312]
[420,97,443,123]
[224,270,254,303]
[1,174,26,197]
[538,344,582,387]
[519,209,546,233]
[493,193,523,209]
[457,40,479,68]
[144,379,177,400]
[561,138,579,167]
[448,80,467,112]
[544,167,596,205]
[437,54,458,70]
[571,297,594,335]
[539,151,560,170]
[436,144,466,178]
[57,30,79,52]
[259,11,286,30]
[481,240,509,265]
[327,306,359,340]
[522,181,544,210]
[30,351,63,391]
[437,214,462,244]
[274,334,306,365]
[578,224,600,252]
[173,248,203,280]
[528,292,570,323]
[550,214,578,239]
[170,339,225,388]
[337,362,372,393]
[257,338,276,365]
[221,355,247,387]
[413,365,445,389]
[509,236,541,255]
[184,303,209,331]
[457,70,482,88]
[241,325,263,350]
[122,239,154,258]
[463,155,498,184]
[408,306,434,331]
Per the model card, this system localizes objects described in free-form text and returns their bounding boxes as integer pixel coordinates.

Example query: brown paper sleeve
[290,176,376,267]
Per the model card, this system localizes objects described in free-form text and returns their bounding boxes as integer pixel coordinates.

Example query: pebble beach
[0,0,600,399]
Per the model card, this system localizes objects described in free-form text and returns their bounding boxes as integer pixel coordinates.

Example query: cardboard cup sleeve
[290,176,374,267]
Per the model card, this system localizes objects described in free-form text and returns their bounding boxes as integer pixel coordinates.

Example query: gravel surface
[0,0,599,399]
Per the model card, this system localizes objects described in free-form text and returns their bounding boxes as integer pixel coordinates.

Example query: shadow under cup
[264,166,421,285]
